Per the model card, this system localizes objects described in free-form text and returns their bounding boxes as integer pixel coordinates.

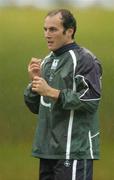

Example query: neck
[53,42,78,56]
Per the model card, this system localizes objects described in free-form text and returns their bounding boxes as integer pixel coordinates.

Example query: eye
[44,27,47,32]
[44,27,58,33]
[49,27,57,32]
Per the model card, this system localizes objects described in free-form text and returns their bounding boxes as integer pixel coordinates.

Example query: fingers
[32,76,42,88]
[28,57,42,79]
[31,77,51,96]
[32,77,46,93]
[29,57,42,66]
[33,76,42,81]
[28,58,41,69]
[28,63,39,72]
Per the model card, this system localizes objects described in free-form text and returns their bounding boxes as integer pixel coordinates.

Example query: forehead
[44,13,63,27]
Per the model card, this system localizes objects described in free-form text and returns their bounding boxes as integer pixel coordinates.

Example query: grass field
[0,7,114,180]
[0,144,39,180]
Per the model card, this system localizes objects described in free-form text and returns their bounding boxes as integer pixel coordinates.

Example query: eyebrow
[44,26,58,31]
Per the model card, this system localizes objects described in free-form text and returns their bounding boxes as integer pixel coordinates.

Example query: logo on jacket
[51,59,59,70]
[64,160,71,167]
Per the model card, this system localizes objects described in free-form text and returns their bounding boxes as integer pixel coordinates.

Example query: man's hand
[28,57,41,81]
[32,76,60,100]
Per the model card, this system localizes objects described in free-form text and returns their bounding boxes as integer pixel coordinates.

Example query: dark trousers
[39,159,93,180]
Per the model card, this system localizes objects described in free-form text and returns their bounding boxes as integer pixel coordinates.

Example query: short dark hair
[46,9,77,39]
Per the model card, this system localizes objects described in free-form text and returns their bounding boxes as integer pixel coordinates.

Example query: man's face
[44,13,73,51]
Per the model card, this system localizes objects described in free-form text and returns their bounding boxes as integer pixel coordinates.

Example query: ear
[67,28,74,38]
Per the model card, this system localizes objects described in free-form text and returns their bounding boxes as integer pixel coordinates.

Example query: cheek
[55,34,65,43]
[55,31,64,39]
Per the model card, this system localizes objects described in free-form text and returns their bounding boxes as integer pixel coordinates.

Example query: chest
[42,56,74,89]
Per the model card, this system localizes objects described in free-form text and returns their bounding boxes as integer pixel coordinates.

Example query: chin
[48,47,56,51]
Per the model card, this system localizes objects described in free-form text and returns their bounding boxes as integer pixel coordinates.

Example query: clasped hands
[28,57,60,99]
[28,57,51,96]
[32,76,51,96]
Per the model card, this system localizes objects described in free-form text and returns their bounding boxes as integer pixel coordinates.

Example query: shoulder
[70,45,96,65]
[74,47,102,75]
[78,47,96,64]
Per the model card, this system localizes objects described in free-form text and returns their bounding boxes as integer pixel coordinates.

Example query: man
[24,9,102,180]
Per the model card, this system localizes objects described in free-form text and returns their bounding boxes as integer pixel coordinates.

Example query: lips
[47,41,54,47]
[48,41,53,44]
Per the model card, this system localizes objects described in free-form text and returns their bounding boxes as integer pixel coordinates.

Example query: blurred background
[0,0,114,180]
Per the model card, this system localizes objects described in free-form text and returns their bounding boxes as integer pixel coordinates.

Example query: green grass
[0,7,114,180]
[0,144,39,180]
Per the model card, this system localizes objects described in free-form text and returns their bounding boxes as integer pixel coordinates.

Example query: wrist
[47,87,60,100]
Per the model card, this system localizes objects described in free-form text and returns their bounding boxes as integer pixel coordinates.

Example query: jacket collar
[53,42,78,56]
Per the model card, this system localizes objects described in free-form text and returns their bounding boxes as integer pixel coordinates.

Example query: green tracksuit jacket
[24,42,102,160]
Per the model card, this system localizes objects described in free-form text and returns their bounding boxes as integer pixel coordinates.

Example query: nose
[45,31,52,40]
[45,29,50,37]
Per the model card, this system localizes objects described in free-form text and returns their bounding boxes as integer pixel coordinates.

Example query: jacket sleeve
[57,52,102,113]
[24,83,40,114]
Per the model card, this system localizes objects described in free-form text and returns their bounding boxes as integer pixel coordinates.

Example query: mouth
[47,41,54,46]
